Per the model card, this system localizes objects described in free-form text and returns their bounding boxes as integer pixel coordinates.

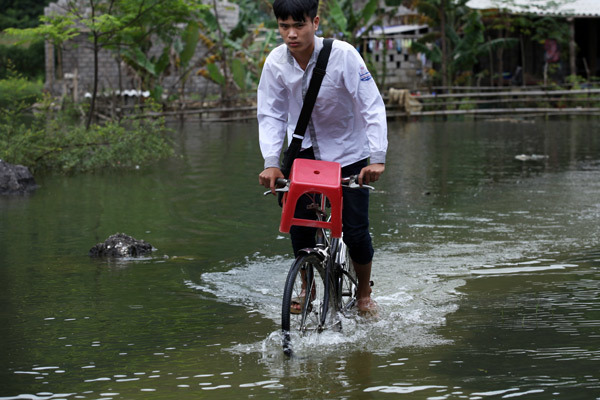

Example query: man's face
[277,15,319,58]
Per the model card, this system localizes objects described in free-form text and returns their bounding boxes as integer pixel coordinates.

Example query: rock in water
[89,233,154,258]
[0,160,38,195]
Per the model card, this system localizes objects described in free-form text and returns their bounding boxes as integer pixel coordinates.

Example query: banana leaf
[231,58,246,91]
[206,62,225,85]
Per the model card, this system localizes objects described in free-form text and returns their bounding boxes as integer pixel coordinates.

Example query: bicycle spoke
[282,253,328,353]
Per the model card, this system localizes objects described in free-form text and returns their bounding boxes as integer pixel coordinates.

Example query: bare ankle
[352,260,373,300]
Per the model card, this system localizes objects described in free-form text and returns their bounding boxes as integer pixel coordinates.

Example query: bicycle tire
[281,253,331,355]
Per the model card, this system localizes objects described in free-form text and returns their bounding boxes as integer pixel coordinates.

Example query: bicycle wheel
[332,238,358,313]
[281,253,328,355]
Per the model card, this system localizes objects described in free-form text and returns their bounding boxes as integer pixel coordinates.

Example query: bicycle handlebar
[263,175,374,196]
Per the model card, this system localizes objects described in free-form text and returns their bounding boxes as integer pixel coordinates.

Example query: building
[359,24,431,90]
[355,3,431,91]
[467,0,600,83]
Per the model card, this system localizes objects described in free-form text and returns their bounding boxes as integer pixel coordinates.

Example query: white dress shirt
[257,36,388,169]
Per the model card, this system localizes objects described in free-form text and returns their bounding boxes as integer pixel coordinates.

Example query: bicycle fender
[297,247,326,261]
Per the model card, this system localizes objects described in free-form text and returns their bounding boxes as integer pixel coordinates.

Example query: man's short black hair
[273,0,319,22]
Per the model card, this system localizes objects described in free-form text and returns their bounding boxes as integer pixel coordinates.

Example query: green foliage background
[1,0,50,79]
[0,72,43,108]
[1,112,174,174]
[0,0,53,31]
[0,39,45,79]
[1,1,176,173]
[0,90,173,173]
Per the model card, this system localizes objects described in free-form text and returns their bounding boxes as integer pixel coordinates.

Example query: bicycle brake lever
[347,181,375,191]
[344,176,375,190]
[342,175,374,191]
[263,187,289,196]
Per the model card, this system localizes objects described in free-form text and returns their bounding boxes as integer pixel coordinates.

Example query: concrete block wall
[362,35,429,91]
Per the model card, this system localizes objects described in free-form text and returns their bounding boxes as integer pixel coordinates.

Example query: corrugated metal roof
[467,0,600,17]
[369,25,429,35]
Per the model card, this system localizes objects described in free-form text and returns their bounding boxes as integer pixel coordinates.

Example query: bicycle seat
[279,158,343,238]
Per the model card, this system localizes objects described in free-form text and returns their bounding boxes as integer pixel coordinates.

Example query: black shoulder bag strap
[280,38,334,178]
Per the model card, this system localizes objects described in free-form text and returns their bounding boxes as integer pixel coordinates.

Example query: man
[257,0,387,314]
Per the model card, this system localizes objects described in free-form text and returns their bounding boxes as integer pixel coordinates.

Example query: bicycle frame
[297,192,355,330]
[267,170,370,354]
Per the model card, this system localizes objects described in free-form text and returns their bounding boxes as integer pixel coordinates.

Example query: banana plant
[195,3,277,103]
[118,20,202,101]
[322,0,382,45]
[410,0,517,86]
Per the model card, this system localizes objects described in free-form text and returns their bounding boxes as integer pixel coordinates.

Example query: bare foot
[290,297,301,313]
[290,288,316,313]
[357,296,379,317]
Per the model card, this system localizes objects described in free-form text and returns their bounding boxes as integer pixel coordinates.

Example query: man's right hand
[259,167,284,195]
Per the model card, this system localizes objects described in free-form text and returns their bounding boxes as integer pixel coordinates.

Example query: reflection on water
[1,120,600,399]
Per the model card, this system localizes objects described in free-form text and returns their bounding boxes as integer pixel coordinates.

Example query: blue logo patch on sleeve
[359,65,372,81]
[360,72,372,81]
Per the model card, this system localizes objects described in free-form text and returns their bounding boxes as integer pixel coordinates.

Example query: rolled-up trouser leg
[341,159,373,265]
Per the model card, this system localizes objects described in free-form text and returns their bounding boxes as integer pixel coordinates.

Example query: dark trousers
[289,149,374,265]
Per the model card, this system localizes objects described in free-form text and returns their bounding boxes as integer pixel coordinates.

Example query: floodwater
[1,119,600,399]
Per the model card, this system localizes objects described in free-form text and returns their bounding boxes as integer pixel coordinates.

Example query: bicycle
[263,159,374,356]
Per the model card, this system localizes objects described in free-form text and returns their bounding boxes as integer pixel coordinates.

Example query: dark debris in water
[0,160,38,195]
[89,233,154,258]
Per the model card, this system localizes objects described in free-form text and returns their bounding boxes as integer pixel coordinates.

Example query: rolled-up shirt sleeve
[257,60,288,169]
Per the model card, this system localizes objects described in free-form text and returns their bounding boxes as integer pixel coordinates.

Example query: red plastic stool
[279,158,343,238]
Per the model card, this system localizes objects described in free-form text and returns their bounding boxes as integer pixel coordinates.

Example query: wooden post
[589,20,598,80]
[73,68,78,102]
[440,0,448,90]
[520,35,526,87]
[488,38,494,86]
[568,17,576,77]
[44,40,54,92]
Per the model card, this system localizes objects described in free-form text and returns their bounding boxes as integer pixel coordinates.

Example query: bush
[0,39,45,80]
[0,73,43,109]
[0,99,174,173]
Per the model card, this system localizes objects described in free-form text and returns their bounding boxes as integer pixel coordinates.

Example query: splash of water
[187,249,464,358]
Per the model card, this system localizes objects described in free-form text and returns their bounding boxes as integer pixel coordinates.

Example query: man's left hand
[358,163,385,186]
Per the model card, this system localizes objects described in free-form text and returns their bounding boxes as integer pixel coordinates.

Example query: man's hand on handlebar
[260,163,383,194]
[259,167,285,195]
[358,163,385,186]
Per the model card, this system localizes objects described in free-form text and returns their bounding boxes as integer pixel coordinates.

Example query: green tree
[0,39,45,79]
[317,0,390,87]
[0,0,53,30]
[478,0,572,85]
[113,3,206,103]
[408,0,516,87]
[195,0,277,105]
[319,0,383,45]
[6,0,208,128]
